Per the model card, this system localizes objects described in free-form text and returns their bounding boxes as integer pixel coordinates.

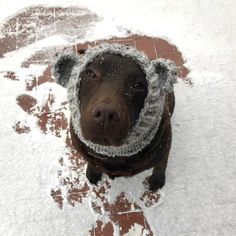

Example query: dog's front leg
[149,161,167,191]
[86,164,102,185]
[148,113,172,191]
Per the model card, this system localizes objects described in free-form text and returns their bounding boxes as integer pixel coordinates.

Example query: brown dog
[53,44,176,191]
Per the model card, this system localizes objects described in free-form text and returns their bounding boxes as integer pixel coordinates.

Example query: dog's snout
[92,103,120,127]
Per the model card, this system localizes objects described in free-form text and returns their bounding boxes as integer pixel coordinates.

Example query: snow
[123,223,150,236]
[0,0,236,235]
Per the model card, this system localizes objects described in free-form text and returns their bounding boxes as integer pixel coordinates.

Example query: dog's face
[79,54,148,146]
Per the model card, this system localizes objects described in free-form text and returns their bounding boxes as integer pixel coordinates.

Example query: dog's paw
[149,174,165,191]
[86,167,102,185]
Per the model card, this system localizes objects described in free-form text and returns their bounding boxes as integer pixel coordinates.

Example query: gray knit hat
[53,43,177,157]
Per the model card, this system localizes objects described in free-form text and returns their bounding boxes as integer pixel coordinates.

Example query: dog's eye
[85,69,97,79]
[131,81,145,91]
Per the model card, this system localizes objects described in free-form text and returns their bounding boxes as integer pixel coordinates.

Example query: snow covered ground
[0,0,236,235]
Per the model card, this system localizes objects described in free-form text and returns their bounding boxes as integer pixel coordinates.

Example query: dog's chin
[89,135,125,147]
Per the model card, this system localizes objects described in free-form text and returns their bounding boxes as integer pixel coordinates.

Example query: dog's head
[78,53,147,146]
[53,44,176,156]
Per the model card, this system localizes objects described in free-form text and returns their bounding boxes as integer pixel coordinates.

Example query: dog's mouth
[90,135,125,146]
[91,136,111,146]
[80,101,131,147]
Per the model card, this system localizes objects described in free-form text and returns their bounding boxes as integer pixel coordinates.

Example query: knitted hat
[53,43,177,157]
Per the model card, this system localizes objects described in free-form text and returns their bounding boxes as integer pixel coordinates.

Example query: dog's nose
[92,103,120,127]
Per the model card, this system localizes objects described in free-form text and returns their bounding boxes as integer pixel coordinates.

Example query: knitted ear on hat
[151,59,177,95]
[53,54,78,87]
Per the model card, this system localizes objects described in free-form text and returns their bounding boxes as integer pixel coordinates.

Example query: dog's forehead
[87,53,144,75]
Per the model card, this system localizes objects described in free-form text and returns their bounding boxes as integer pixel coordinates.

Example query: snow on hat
[53,43,177,157]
